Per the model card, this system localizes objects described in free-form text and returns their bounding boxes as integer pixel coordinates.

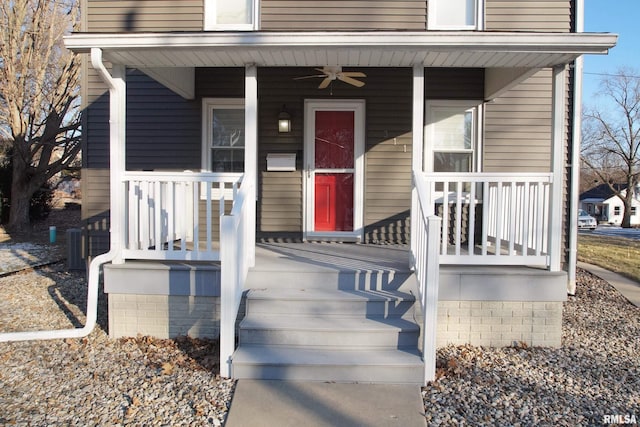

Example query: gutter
[0,49,124,342]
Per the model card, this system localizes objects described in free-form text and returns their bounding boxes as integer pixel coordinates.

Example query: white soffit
[65,31,618,69]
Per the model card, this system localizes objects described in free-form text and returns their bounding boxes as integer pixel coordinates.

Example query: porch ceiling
[66,31,616,69]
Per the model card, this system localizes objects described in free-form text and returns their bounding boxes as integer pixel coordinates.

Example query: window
[202,99,245,173]
[425,101,481,173]
[614,206,621,216]
[632,206,637,216]
[204,0,258,30]
[428,0,482,30]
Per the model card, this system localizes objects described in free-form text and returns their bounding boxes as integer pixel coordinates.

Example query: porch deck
[249,242,562,295]
[250,242,414,290]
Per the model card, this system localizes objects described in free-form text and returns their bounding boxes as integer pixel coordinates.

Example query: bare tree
[0,0,81,232]
[581,67,640,228]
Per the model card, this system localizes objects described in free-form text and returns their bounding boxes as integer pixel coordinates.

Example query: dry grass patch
[578,233,640,283]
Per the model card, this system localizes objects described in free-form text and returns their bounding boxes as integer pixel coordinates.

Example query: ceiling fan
[294,66,366,89]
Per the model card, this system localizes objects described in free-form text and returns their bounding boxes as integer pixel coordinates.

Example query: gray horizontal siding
[87,0,203,32]
[425,69,484,100]
[84,0,572,33]
[82,168,111,257]
[485,0,571,32]
[256,67,416,243]
[85,69,203,171]
[261,172,303,232]
[125,71,201,171]
[261,0,426,31]
[483,69,553,172]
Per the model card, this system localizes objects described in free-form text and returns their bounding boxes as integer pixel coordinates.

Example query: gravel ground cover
[0,252,638,425]
[0,263,234,426]
[0,242,63,275]
[424,269,640,426]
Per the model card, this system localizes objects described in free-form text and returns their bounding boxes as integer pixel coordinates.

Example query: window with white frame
[424,100,481,173]
[428,0,482,30]
[204,0,258,30]
[202,99,245,173]
[614,206,621,216]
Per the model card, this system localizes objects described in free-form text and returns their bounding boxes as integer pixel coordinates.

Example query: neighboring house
[65,0,616,384]
[580,183,640,226]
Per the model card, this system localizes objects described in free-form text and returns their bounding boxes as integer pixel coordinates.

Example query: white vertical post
[220,215,236,378]
[411,65,425,263]
[423,215,441,385]
[549,65,567,271]
[109,62,126,264]
[245,64,258,267]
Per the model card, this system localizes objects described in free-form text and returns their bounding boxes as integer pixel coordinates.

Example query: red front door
[313,111,355,232]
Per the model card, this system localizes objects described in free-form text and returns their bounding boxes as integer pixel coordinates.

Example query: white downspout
[0,48,124,342]
[567,0,585,295]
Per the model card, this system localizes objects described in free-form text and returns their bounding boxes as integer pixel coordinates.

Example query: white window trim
[204,0,260,31]
[427,0,484,31]
[201,98,245,199]
[424,100,483,173]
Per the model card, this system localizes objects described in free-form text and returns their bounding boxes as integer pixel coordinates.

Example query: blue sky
[583,0,640,105]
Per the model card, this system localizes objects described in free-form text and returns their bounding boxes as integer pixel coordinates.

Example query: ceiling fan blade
[338,75,365,88]
[340,72,367,78]
[293,74,326,80]
[315,67,332,75]
[318,77,332,89]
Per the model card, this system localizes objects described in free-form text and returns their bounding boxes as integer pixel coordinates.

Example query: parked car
[578,209,597,230]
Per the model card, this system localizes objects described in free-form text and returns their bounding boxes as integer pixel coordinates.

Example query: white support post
[549,65,567,272]
[423,215,441,385]
[111,64,126,264]
[245,64,258,267]
[411,65,425,263]
[219,215,236,378]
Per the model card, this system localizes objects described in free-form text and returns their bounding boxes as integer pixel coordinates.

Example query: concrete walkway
[224,380,427,427]
[578,262,640,307]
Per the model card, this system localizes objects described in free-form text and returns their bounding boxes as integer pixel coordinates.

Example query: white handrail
[219,172,255,378]
[411,171,442,385]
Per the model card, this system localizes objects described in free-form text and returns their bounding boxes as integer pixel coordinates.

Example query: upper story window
[428,0,483,30]
[204,0,259,30]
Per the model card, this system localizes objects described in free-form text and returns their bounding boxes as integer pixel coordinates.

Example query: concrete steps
[231,280,424,384]
[232,346,423,384]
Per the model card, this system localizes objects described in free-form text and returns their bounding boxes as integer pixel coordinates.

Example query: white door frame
[303,99,365,242]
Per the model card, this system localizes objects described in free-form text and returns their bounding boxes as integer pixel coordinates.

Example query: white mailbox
[267,153,296,171]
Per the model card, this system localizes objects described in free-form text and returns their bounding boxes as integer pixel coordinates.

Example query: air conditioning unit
[66,228,85,271]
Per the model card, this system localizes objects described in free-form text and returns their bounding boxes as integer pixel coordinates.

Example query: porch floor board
[253,242,412,273]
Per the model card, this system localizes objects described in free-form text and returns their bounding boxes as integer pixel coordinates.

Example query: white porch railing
[410,171,442,385]
[122,170,254,378]
[219,172,255,378]
[122,171,243,261]
[421,172,553,267]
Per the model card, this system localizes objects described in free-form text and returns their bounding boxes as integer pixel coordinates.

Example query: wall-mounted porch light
[278,105,291,133]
